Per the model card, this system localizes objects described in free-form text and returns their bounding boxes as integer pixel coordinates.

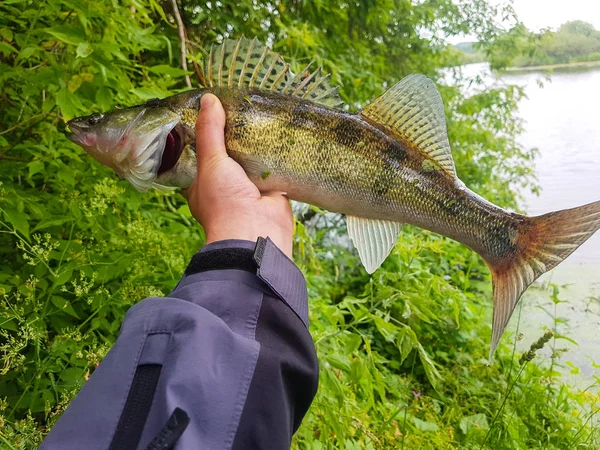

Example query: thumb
[195,93,227,164]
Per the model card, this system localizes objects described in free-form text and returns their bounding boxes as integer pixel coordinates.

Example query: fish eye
[88,113,104,125]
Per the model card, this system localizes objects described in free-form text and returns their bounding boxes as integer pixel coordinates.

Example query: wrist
[205,228,292,258]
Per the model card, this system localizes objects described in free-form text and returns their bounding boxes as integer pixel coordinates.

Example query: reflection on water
[457,64,600,380]
[503,68,600,264]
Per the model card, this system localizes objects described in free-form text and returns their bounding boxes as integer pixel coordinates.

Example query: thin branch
[185,37,206,87]
[0,154,30,162]
[0,113,49,135]
[170,0,191,88]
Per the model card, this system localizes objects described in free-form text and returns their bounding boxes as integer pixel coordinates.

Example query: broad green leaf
[55,87,84,120]
[373,315,398,343]
[0,28,14,42]
[17,46,38,62]
[147,65,189,77]
[459,414,489,435]
[51,295,80,319]
[27,160,44,178]
[412,417,439,432]
[0,41,18,56]
[76,42,93,58]
[53,268,73,288]
[176,203,193,218]
[130,86,170,101]
[396,327,414,364]
[44,26,86,46]
[0,319,18,331]
[33,217,74,231]
[2,206,30,239]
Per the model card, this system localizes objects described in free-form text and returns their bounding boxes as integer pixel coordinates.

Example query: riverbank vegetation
[1,0,599,448]
[457,20,600,69]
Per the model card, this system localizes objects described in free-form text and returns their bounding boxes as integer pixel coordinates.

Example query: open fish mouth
[66,107,182,191]
[157,125,185,175]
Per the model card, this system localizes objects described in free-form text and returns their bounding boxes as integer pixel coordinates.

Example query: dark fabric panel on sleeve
[231,291,319,450]
[109,364,162,450]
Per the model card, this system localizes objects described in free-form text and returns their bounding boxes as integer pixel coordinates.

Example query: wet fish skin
[66,37,600,357]
[153,86,523,266]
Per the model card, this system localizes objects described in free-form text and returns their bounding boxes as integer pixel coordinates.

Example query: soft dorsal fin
[361,75,455,177]
[204,37,344,109]
[347,216,403,274]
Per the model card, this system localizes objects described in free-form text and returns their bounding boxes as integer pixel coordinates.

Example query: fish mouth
[158,124,185,174]
[65,122,94,147]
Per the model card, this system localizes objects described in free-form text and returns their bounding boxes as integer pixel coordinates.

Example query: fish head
[67,106,181,192]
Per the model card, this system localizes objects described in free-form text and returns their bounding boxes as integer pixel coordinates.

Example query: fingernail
[201,94,216,109]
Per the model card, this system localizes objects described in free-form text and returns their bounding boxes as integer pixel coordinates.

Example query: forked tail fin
[489,200,600,356]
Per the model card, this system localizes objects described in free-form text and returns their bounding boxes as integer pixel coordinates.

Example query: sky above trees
[449,0,600,44]
[513,0,600,31]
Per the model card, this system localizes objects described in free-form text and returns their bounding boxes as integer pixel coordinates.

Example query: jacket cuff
[180,237,309,328]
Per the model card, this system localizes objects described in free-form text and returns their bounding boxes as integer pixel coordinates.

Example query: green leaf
[33,217,73,231]
[412,417,439,432]
[28,160,44,178]
[76,42,93,58]
[344,333,362,354]
[147,65,189,77]
[459,414,489,435]
[44,26,86,46]
[2,206,30,239]
[17,46,37,61]
[130,86,170,101]
[51,295,80,319]
[396,327,414,364]
[0,319,18,331]
[0,28,14,42]
[55,87,84,121]
[176,204,193,218]
[0,41,18,56]
[565,361,580,375]
[373,315,398,343]
[53,268,73,288]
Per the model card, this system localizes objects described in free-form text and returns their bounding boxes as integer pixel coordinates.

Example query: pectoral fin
[347,216,403,274]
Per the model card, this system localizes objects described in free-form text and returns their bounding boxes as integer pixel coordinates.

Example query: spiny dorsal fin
[203,36,344,109]
[361,74,455,177]
[347,216,403,274]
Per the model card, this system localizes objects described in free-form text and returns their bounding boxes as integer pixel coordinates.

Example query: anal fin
[347,216,403,274]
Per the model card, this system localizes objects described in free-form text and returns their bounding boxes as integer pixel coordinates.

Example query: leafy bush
[0,0,598,448]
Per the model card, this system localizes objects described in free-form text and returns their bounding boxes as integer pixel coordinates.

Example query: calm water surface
[460,64,600,379]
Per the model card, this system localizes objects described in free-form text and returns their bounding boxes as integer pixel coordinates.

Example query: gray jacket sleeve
[40,237,319,450]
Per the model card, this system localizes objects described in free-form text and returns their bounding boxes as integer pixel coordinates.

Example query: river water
[459,63,600,381]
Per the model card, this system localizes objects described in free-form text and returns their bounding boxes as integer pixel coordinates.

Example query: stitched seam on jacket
[222,293,263,449]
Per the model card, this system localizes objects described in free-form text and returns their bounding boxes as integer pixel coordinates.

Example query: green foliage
[483,20,600,69]
[0,0,598,449]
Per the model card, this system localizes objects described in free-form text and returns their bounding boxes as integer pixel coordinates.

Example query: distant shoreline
[504,60,600,72]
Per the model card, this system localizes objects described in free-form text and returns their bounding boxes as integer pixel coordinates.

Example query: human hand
[185,94,294,257]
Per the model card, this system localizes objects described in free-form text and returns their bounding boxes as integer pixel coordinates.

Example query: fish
[66,37,600,356]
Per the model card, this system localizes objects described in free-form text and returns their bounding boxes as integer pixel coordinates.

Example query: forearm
[40,238,318,450]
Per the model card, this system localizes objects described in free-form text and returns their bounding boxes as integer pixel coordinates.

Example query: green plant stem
[401,352,417,450]
[507,302,523,383]
[480,362,528,449]
[0,431,18,450]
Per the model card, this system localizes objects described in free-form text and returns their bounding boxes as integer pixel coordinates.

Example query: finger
[262,190,292,207]
[195,93,227,165]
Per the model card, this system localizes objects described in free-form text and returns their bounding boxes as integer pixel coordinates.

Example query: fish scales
[211,88,520,263]
[66,37,600,357]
